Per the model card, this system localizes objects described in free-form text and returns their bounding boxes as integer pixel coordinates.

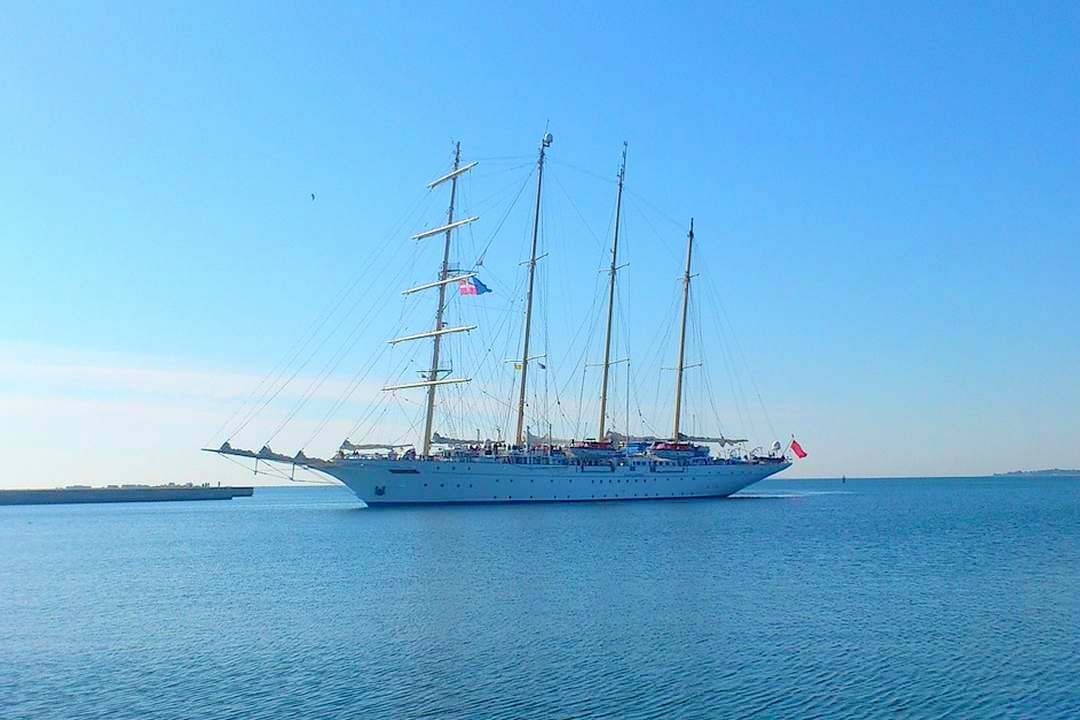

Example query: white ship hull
[318,457,790,506]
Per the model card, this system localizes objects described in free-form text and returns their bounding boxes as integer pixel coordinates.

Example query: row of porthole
[482,477,678,484]
[418,477,718,488]
[417,483,727,493]
[426,464,739,475]
[485,492,706,501]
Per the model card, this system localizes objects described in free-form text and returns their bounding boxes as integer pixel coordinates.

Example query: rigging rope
[699,259,779,442]
[223,188,435,445]
[473,167,534,269]
[261,239,425,446]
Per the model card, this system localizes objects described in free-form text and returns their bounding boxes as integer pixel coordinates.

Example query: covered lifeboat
[565,439,621,461]
[648,441,710,461]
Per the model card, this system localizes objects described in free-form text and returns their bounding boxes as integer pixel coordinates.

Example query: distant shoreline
[993,469,1080,477]
[777,472,1080,481]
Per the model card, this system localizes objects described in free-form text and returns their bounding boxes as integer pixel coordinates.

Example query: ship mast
[420,143,462,456]
[383,144,478,450]
[671,218,694,441]
[597,142,627,441]
[514,131,553,447]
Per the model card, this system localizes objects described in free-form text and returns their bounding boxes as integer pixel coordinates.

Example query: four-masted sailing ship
[208,133,793,505]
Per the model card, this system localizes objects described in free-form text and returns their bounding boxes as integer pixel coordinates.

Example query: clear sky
[2,1,1078,487]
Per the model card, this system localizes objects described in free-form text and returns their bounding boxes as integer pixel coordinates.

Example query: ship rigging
[205,132,797,503]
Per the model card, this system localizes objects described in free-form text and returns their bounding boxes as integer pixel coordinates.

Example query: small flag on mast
[789,438,808,459]
[458,277,491,296]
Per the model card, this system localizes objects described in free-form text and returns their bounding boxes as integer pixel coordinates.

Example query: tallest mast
[514,131,553,447]
[672,218,694,441]
[419,143,462,456]
[412,143,473,455]
[597,142,627,441]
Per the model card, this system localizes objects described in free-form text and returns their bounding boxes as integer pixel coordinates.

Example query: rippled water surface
[3,477,1079,719]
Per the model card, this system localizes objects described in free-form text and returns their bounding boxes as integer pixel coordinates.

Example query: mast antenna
[672,218,694,441]
[597,141,627,441]
[514,131,553,447]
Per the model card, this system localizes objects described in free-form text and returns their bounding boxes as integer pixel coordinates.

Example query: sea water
[2,477,1078,718]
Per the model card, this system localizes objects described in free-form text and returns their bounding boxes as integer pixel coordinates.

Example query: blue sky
[2,2,1078,486]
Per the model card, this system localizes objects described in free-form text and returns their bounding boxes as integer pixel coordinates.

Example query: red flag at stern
[789,438,808,459]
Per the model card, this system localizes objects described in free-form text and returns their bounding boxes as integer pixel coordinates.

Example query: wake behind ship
[207,134,801,505]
